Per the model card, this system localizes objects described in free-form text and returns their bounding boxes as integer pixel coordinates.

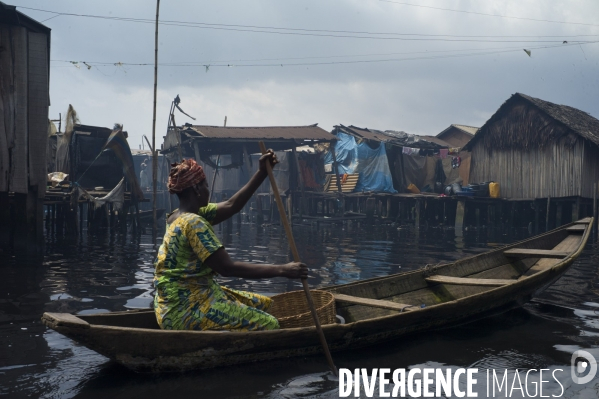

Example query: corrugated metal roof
[182,124,334,141]
[437,124,478,139]
[131,149,163,157]
[73,124,131,139]
[338,125,393,142]
[335,125,445,149]
[420,136,452,147]
[452,124,479,135]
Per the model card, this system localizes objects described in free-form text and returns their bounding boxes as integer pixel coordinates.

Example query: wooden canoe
[42,218,593,372]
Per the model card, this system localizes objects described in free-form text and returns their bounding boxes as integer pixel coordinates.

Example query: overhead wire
[22,4,599,71]
[50,40,599,69]
[47,44,544,65]
[17,6,599,42]
[377,0,599,28]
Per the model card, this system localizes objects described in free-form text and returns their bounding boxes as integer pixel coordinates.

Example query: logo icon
[571,350,597,385]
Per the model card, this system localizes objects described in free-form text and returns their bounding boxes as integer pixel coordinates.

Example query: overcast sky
[15,0,599,149]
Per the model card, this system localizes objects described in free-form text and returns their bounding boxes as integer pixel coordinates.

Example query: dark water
[2,221,599,398]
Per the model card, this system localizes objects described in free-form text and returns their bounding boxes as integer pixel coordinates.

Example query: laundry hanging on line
[401,146,460,157]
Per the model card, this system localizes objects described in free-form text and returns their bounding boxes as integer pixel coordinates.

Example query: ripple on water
[3,224,599,397]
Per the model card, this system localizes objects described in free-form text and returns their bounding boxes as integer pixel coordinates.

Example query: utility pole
[152,0,160,241]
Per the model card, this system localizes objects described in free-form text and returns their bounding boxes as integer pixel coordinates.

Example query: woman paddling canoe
[154,153,308,331]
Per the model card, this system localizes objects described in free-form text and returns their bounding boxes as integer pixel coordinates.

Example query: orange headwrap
[167,159,206,194]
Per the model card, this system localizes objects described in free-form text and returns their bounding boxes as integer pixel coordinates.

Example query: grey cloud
[15,0,599,148]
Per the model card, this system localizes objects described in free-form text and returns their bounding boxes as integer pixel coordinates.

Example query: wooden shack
[436,124,478,148]
[436,124,478,185]
[45,123,146,234]
[162,124,335,220]
[0,3,50,246]
[163,124,334,160]
[131,149,169,213]
[329,125,460,194]
[465,93,599,199]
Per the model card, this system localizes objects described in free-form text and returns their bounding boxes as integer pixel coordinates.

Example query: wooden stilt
[292,147,306,218]
[120,203,128,233]
[593,183,597,233]
[269,195,276,223]
[455,200,465,236]
[27,188,44,247]
[56,203,63,235]
[78,203,83,233]
[556,202,562,227]
[226,211,233,234]
[546,196,551,232]
[534,201,539,234]
[14,193,28,252]
[0,193,10,248]
[443,201,447,226]
[572,197,581,222]
[106,204,111,231]
[398,201,403,224]
[110,203,116,232]
[509,201,516,229]
[414,199,420,230]
[497,200,504,231]
[256,195,263,224]
[365,197,375,221]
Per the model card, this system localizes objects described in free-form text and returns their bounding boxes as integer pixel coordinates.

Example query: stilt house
[464,93,599,199]
[0,3,50,242]
[328,125,460,194]
[161,124,335,213]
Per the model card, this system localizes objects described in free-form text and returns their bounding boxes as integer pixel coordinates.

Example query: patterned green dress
[153,204,280,331]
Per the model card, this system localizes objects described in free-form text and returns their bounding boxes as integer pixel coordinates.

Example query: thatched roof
[464,93,599,151]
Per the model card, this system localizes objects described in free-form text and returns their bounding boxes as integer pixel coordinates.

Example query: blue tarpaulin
[324,132,397,193]
[354,141,397,193]
[323,132,357,174]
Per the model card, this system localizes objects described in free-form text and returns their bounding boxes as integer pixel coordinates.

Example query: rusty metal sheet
[184,125,334,141]
[337,125,445,149]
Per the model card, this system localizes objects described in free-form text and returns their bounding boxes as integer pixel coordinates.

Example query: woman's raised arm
[212,150,278,225]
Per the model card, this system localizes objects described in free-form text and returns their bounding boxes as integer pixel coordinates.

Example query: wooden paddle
[258,142,338,376]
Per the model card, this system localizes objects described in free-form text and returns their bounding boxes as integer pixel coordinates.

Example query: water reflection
[1,223,598,398]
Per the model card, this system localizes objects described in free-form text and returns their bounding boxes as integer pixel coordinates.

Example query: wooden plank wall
[0,23,50,246]
[0,26,14,192]
[459,152,471,186]
[10,26,29,194]
[470,139,591,199]
[0,26,50,196]
[581,141,599,199]
[27,32,50,199]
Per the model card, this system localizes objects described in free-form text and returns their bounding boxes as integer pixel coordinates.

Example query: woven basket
[269,290,336,329]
